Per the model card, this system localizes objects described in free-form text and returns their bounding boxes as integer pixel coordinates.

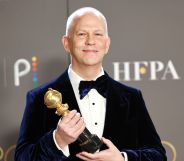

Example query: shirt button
[92,103,95,105]
[95,122,98,125]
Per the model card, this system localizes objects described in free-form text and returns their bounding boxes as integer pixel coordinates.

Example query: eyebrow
[76,29,105,33]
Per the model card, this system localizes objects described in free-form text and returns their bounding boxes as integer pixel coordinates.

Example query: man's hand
[76,137,125,161]
[55,110,86,149]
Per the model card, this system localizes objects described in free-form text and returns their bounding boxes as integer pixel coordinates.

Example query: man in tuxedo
[15,7,167,161]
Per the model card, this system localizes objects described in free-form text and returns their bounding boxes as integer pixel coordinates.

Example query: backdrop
[0,0,183,160]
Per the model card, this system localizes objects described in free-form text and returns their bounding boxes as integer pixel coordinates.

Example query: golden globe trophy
[44,88,103,153]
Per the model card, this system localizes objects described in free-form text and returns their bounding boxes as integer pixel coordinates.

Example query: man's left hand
[76,137,125,161]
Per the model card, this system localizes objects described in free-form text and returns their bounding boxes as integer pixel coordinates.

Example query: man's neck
[71,64,103,80]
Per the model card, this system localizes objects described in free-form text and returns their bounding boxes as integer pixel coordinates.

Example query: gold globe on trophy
[44,88,103,153]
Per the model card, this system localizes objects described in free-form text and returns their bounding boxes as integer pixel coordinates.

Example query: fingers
[62,110,78,125]
[76,138,124,161]
[57,110,85,138]
[55,110,86,147]
[73,116,86,134]
[101,137,112,149]
[76,151,98,161]
[68,112,81,128]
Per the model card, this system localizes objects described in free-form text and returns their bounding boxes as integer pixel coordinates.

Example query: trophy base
[79,134,103,153]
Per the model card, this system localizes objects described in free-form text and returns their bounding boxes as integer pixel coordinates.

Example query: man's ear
[105,37,111,55]
[62,36,70,53]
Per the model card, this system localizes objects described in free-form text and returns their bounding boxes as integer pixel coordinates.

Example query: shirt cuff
[53,130,70,157]
[121,152,128,161]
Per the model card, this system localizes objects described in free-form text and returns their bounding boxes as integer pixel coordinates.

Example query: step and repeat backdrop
[0,0,183,160]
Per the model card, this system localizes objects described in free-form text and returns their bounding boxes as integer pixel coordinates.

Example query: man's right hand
[55,110,86,149]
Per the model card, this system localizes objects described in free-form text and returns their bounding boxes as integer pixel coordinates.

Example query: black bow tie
[79,75,108,99]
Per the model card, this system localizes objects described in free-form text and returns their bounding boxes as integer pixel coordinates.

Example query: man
[15,7,167,161]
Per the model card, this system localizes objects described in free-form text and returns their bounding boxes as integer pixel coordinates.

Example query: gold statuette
[44,88,69,116]
[44,88,103,153]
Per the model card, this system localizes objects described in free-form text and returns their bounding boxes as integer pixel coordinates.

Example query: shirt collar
[68,64,105,88]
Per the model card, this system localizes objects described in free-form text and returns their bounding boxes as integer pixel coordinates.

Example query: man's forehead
[73,13,105,28]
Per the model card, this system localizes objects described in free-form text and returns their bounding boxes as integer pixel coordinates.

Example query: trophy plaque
[44,88,103,153]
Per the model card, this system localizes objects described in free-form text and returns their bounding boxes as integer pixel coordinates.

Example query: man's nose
[85,35,95,45]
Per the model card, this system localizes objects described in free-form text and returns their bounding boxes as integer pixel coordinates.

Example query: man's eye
[78,33,86,36]
[95,33,103,36]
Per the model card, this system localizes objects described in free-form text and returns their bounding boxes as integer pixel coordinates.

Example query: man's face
[63,13,110,69]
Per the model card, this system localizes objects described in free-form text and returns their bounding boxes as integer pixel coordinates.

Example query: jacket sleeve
[14,90,68,161]
[123,90,167,161]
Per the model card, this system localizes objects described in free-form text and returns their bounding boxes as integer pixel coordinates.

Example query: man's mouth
[82,49,98,53]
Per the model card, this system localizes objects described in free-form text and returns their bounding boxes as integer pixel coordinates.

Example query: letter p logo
[14,59,31,86]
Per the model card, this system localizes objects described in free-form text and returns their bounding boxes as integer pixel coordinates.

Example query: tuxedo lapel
[42,70,80,131]
[53,70,80,112]
[51,70,82,154]
[102,77,130,144]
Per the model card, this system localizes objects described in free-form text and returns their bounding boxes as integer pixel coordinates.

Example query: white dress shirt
[53,65,127,161]
[68,66,106,138]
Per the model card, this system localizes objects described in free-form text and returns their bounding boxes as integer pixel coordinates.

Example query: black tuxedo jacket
[15,69,167,161]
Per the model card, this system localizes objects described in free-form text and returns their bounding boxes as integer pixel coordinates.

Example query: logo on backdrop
[113,60,180,81]
[2,56,38,87]
[14,56,38,87]
[162,140,177,161]
[1,58,181,88]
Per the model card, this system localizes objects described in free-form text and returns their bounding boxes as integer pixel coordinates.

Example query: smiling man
[15,7,167,161]
[62,9,110,80]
